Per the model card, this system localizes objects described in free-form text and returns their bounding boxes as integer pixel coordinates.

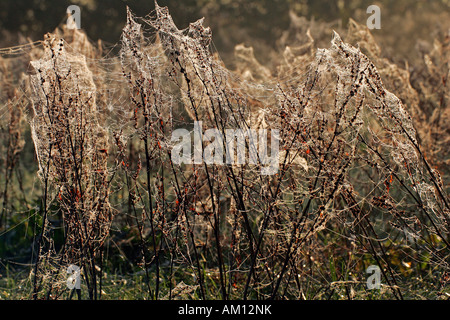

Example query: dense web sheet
[0,3,448,300]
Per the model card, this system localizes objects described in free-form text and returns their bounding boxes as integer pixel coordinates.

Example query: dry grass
[0,2,449,300]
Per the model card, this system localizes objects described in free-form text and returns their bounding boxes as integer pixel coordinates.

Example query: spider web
[0,2,448,299]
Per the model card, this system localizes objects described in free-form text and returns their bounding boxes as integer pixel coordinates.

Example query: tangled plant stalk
[29,34,113,299]
[0,2,446,300]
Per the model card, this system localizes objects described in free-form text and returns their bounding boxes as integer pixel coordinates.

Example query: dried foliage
[0,3,449,300]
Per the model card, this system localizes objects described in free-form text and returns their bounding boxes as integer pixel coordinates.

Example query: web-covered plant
[0,2,448,300]
[28,33,113,299]
[0,55,26,229]
[108,4,449,299]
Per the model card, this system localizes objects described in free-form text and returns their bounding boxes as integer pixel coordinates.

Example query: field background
[0,0,449,300]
